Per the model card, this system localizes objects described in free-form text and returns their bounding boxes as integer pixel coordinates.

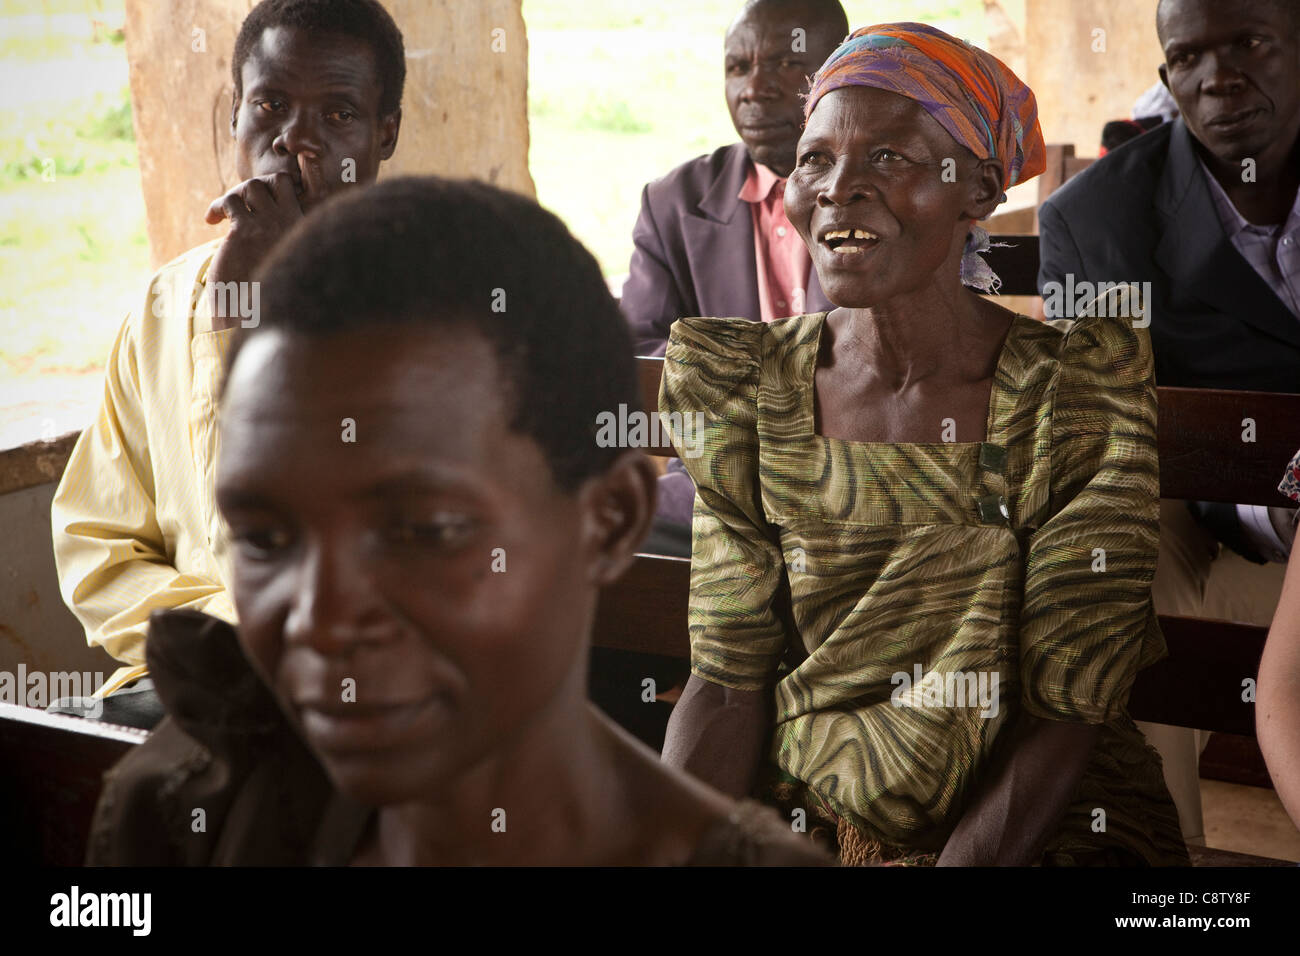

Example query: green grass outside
[0,0,146,376]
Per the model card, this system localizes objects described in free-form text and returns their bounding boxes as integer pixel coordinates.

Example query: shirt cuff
[95,663,150,698]
[1236,503,1291,563]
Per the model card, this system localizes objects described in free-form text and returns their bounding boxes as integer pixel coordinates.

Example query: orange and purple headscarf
[803,24,1045,291]
[805,23,1045,192]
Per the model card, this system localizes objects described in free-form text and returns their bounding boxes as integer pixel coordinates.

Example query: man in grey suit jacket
[1038,0,1300,846]
[624,141,834,356]
[621,0,846,358]
[600,4,848,732]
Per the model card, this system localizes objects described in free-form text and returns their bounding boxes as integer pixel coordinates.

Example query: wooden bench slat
[1187,844,1293,867]
[1199,732,1274,789]
[0,692,1280,867]
[1128,616,1265,736]
[1157,387,1300,505]
[592,552,690,657]
[635,355,677,456]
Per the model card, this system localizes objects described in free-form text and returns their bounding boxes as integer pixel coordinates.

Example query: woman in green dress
[660,23,1188,866]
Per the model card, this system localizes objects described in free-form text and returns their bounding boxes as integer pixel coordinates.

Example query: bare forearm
[1259,672,1300,826]
[661,674,769,798]
[1259,552,1300,825]
[938,714,1098,866]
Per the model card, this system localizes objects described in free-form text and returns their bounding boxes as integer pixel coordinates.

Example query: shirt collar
[1197,154,1300,238]
[738,158,784,204]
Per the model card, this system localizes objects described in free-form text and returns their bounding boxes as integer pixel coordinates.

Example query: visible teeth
[833,245,862,254]
[824,228,878,243]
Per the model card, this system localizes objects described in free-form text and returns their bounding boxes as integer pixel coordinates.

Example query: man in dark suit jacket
[621,0,846,358]
[1039,119,1299,394]
[1037,0,1300,847]
[1039,0,1299,570]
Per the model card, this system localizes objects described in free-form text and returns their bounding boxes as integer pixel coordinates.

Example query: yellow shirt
[51,238,236,694]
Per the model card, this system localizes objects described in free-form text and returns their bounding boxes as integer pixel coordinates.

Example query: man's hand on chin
[204,164,318,331]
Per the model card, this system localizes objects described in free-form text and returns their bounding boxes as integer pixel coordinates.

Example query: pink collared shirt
[739,161,812,322]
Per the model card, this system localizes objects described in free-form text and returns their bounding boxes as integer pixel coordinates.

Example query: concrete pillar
[985,0,1163,158]
[124,0,533,269]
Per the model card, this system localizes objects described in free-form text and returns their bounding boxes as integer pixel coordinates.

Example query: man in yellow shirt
[52,0,404,715]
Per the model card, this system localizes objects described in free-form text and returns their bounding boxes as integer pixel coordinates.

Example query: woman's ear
[577,451,659,587]
[962,157,1006,221]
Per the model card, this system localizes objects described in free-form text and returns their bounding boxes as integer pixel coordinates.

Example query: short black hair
[232,0,406,117]
[1157,0,1300,41]
[232,177,640,493]
[739,0,849,45]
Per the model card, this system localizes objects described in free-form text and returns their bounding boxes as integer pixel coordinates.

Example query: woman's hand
[937,713,1099,866]
[662,674,770,798]
[203,171,308,330]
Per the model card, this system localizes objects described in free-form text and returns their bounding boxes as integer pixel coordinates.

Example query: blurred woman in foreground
[88,177,828,867]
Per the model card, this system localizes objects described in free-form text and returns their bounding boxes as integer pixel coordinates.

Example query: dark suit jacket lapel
[1155,119,1300,348]
[681,143,762,321]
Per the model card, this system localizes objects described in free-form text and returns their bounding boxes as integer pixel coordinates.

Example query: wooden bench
[0,679,1290,867]
[0,702,144,865]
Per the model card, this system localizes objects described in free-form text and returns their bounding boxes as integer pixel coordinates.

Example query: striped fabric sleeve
[661,316,791,691]
[1019,304,1162,724]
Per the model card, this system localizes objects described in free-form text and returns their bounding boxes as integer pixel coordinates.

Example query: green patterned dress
[661,309,1188,865]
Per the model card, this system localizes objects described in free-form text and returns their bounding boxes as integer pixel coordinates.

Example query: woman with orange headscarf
[660,23,1187,866]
